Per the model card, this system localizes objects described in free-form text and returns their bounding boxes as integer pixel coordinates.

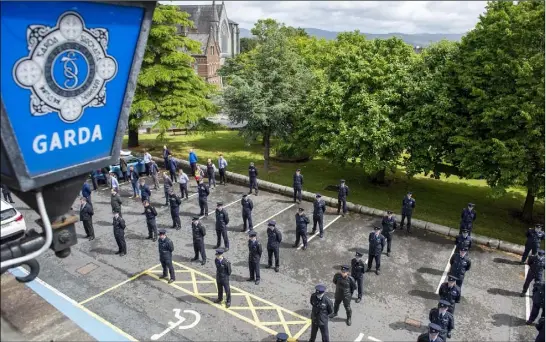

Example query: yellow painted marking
[277,308,291,337]
[262,321,312,326]
[292,321,312,340]
[190,271,198,294]
[79,264,160,305]
[172,280,215,284]
[246,293,261,323]
[149,269,191,273]
[229,306,276,310]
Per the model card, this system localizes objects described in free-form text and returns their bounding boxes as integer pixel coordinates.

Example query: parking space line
[525,264,530,319]
[368,336,382,342]
[255,204,297,228]
[144,261,311,339]
[298,215,342,250]
[435,246,456,294]
[199,198,240,219]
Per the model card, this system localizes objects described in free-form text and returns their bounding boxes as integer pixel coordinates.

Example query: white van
[0,199,27,244]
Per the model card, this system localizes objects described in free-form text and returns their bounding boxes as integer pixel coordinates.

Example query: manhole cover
[76,262,99,275]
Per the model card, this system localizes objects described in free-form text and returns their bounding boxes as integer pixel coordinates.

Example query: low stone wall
[153,156,525,255]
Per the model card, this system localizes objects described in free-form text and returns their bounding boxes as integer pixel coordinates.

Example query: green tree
[128,5,216,147]
[240,37,258,53]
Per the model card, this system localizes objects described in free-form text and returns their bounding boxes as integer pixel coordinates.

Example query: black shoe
[266,265,272,269]
[386,252,390,257]
[168,279,174,284]
[242,229,247,233]
[247,278,255,282]
[159,275,167,280]
[302,246,307,250]
[89,237,95,241]
[120,253,126,257]
[376,270,380,275]
[356,298,361,303]
[347,317,352,326]
[319,235,324,239]
[9,201,15,204]
[329,313,337,319]
[226,302,231,308]
[213,298,222,304]
[520,261,525,265]
[366,268,372,273]
[275,267,279,273]
[176,227,181,230]
[311,230,316,235]
[292,244,298,248]
[146,237,153,240]
[191,257,199,261]
[255,280,260,285]
[526,320,534,325]
[152,238,157,242]
[248,191,252,195]
[520,292,526,297]
[224,248,229,252]
[84,235,90,238]
[201,260,206,265]
[115,251,121,255]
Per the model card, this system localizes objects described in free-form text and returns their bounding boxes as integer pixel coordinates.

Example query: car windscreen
[1,208,17,222]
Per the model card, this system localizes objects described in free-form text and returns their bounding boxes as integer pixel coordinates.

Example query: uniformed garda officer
[367,226,385,275]
[522,224,545,264]
[429,300,455,340]
[336,179,349,216]
[351,250,366,303]
[312,193,326,238]
[158,229,175,283]
[139,178,151,203]
[276,332,289,342]
[400,191,416,233]
[241,193,254,232]
[266,220,282,272]
[168,189,182,230]
[459,203,476,234]
[417,323,444,342]
[330,265,356,326]
[197,179,210,217]
[111,189,123,216]
[449,248,471,293]
[293,168,304,203]
[214,202,230,252]
[381,210,397,256]
[113,212,127,256]
[191,216,206,265]
[143,200,158,241]
[438,275,461,315]
[522,249,545,296]
[213,249,232,308]
[247,230,262,285]
[536,317,545,342]
[248,162,259,195]
[310,284,333,342]
[454,229,472,253]
[293,207,310,250]
[527,281,545,325]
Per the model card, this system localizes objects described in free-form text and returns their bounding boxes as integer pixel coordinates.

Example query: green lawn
[124,131,544,245]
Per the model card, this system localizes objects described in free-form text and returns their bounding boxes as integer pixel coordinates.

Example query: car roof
[0,199,14,211]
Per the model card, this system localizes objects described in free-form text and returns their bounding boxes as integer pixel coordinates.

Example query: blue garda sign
[1,1,155,191]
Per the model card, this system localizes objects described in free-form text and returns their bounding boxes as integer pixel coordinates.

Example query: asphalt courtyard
[9,175,539,342]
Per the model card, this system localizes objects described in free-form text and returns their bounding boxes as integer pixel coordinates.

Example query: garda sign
[0,1,155,191]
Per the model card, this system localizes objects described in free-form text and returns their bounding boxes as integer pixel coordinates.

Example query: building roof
[187,33,210,54]
[178,4,237,34]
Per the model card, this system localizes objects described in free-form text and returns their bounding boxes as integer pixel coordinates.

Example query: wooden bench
[169,128,186,135]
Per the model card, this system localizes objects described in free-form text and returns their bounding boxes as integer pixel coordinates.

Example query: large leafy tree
[128,5,216,147]
[450,1,545,221]
[240,37,258,53]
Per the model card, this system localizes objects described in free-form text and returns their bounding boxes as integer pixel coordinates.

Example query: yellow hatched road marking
[246,294,261,323]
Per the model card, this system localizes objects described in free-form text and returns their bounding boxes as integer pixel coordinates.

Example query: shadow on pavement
[389,321,424,333]
[491,313,527,327]
[493,257,521,265]
[95,220,112,227]
[417,267,445,276]
[89,247,115,255]
[487,288,522,297]
[408,289,438,301]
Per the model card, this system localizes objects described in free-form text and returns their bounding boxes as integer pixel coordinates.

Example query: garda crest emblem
[13,12,118,123]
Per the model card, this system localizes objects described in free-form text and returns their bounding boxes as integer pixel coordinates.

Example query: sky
[162,1,488,34]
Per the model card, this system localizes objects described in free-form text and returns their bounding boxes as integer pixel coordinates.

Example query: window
[211,46,214,55]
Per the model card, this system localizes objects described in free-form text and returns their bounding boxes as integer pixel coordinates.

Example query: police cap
[438,299,451,308]
[315,284,326,293]
[448,275,459,281]
[468,202,475,207]
[296,168,301,172]
[536,224,543,229]
[276,332,289,342]
[215,249,224,255]
[268,220,276,226]
[355,250,363,257]
[407,191,413,195]
[373,226,381,231]
[538,249,545,256]
[428,323,442,334]
[217,201,223,206]
[298,207,304,212]
[340,179,345,183]
[248,231,257,237]
[192,216,199,221]
[158,229,166,235]
[341,265,350,271]
[460,247,468,252]
[242,193,247,197]
[316,193,321,197]
[387,210,393,215]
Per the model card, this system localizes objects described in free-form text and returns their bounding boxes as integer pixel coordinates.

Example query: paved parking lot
[9,175,539,341]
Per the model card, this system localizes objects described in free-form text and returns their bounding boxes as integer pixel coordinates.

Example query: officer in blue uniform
[82,181,92,204]
[139,179,151,203]
[113,212,127,256]
[454,229,472,253]
[459,203,476,234]
[248,162,259,195]
[241,193,254,232]
[351,250,366,303]
[143,200,158,241]
[247,231,262,285]
[312,193,326,238]
[429,300,455,340]
[522,249,545,296]
[417,323,444,342]
[213,249,232,308]
[536,317,545,342]
[522,224,545,264]
[400,191,416,233]
[438,275,461,315]
[168,189,182,230]
[214,202,230,252]
[266,220,282,272]
[293,207,310,250]
[293,168,304,203]
[449,248,471,293]
[381,210,397,256]
[310,284,333,342]
[158,229,175,283]
[367,226,385,275]
[527,281,545,325]
[330,265,356,326]
[197,179,210,217]
[336,179,349,216]
[191,216,206,265]
[276,332,288,342]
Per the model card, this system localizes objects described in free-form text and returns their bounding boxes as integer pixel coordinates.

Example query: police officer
[197,179,210,217]
[351,250,366,303]
[158,229,175,283]
[79,197,95,241]
[168,189,182,230]
[449,248,471,293]
[454,229,472,253]
[429,300,454,340]
[293,207,310,250]
[247,231,262,285]
[522,249,545,296]
[143,200,158,241]
[400,191,416,233]
[438,275,461,315]
[522,224,545,264]
[248,162,259,195]
[110,189,123,216]
[293,168,304,203]
[191,216,207,265]
[367,226,385,275]
[536,317,545,342]
[276,332,288,342]
[312,193,326,238]
[330,265,356,326]
[381,210,397,256]
[310,284,333,342]
[266,220,282,272]
[417,323,444,342]
[459,203,476,234]
[213,249,232,308]
[214,202,230,252]
[139,178,151,203]
[163,172,173,206]
[113,212,127,256]
[241,193,254,232]
[337,179,349,216]
[527,281,545,325]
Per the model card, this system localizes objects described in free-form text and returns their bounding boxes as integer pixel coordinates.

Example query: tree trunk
[128,127,139,148]
[522,187,535,222]
[372,168,387,184]
[261,135,266,147]
[263,132,270,172]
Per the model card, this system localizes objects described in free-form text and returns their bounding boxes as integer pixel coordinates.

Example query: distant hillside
[239,27,464,46]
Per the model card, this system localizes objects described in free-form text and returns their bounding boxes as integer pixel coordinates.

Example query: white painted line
[298,215,343,250]
[435,246,456,294]
[199,198,240,219]
[354,333,365,342]
[368,336,381,342]
[254,204,296,228]
[525,264,530,319]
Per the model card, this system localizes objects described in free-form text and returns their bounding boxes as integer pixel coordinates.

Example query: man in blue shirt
[189,148,198,176]
[218,154,228,185]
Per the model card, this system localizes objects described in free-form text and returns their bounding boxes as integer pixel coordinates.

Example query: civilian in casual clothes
[218,154,228,185]
[129,166,140,198]
[110,172,119,192]
[189,148,198,176]
[150,161,160,190]
[163,145,171,170]
[178,169,189,199]
[143,151,153,176]
[168,155,177,183]
[206,159,217,188]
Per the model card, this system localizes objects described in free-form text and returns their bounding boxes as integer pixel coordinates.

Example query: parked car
[1,199,27,244]
[91,152,146,183]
